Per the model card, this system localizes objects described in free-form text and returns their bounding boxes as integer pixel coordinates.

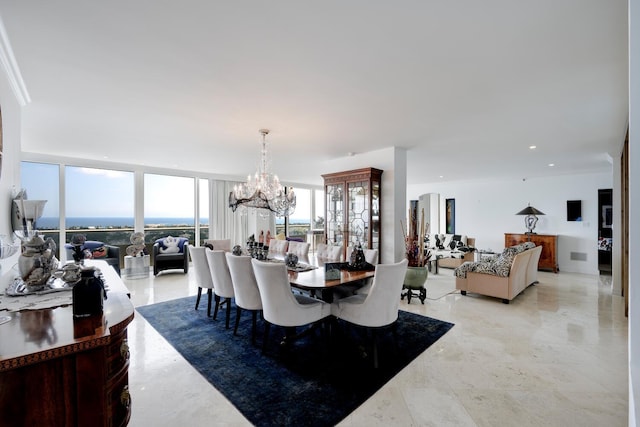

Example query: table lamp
[516,204,545,234]
[13,198,47,241]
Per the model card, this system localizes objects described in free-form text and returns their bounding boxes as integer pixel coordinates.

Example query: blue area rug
[137,296,454,426]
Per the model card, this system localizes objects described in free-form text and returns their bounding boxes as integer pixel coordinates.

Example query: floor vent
[570,252,587,261]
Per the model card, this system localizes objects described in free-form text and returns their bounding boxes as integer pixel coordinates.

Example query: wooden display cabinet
[505,233,558,273]
[322,167,382,261]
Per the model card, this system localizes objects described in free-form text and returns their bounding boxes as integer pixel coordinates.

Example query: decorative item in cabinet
[322,167,382,261]
[504,233,558,273]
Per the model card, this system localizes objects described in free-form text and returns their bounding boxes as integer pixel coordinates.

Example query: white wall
[0,57,23,274]
[408,172,612,274]
[629,0,639,425]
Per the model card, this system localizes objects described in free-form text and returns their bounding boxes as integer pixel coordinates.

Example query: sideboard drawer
[108,364,131,427]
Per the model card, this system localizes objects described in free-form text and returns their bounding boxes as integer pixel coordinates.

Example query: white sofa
[426,234,476,269]
[454,242,541,304]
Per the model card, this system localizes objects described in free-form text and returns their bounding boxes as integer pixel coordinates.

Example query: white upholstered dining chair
[189,246,215,316]
[251,259,331,353]
[331,258,409,368]
[287,241,310,257]
[269,239,289,253]
[205,248,235,329]
[204,239,231,252]
[225,253,262,345]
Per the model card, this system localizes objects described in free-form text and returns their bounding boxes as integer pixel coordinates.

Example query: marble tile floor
[123,267,628,427]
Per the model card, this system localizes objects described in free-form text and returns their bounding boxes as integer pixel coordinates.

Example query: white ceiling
[0,1,629,187]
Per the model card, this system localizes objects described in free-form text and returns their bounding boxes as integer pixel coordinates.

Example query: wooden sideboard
[0,284,134,426]
[505,233,558,273]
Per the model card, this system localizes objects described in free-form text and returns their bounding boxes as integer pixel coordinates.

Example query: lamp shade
[14,199,47,221]
[516,205,545,216]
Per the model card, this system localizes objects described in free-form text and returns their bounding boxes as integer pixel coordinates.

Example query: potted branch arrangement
[400,202,431,304]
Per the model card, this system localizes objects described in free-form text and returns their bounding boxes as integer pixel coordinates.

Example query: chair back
[364,249,379,265]
[204,239,231,252]
[336,259,408,327]
[316,243,329,259]
[251,259,319,327]
[326,245,343,261]
[190,247,214,290]
[205,249,235,298]
[287,241,310,257]
[269,239,289,253]
[226,253,262,311]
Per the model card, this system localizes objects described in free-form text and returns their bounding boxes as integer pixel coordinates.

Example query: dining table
[282,255,375,302]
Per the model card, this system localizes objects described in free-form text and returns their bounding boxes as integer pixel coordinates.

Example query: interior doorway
[598,188,613,274]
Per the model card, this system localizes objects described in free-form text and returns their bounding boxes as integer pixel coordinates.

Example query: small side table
[428,255,442,275]
[123,255,150,279]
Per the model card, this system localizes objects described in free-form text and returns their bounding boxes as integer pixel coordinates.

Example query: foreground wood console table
[0,286,134,426]
[505,233,558,273]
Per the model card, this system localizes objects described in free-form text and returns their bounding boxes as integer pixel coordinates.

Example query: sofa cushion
[82,240,105,251]
[91,246,108,258]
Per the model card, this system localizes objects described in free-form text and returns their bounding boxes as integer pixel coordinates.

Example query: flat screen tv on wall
[567,200,582,221]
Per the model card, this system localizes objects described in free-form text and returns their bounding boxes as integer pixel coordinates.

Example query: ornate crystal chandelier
[229,129,296,217]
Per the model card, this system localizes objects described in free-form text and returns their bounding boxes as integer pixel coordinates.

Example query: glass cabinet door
[371,179,380,251]
[325,183,344,246]
[347,180,369,248]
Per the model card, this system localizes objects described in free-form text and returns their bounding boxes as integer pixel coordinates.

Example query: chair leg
[195,287,202,310]
[213,295,221,320]
[207,289,213,317]
[251,311,258,345]
[225,299,231,329]
[262,321,271,354]
[234,306,242,335]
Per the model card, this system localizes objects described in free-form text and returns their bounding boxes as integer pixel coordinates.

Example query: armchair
[153,236,190,276]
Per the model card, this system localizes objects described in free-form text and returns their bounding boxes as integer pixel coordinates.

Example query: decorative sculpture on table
[284,253,298,267]
[12,192,59,291]
[18,235,58,291]
[349,243,368,270]
[69,233,87,263]
[126,232,147,257]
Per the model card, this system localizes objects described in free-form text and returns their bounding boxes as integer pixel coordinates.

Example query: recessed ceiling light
[529,145,536,150]
[439,175,444,178]
[347,152,355,157]
[548,163,555,167]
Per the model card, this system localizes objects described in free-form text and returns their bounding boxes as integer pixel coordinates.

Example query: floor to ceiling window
[199,178,209,243]
[288,188,311,239]
[144,173,195,244]
[65,166,134,248]
[274,187,323,245]
[21,160,318,260]
[20,162,60,254]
